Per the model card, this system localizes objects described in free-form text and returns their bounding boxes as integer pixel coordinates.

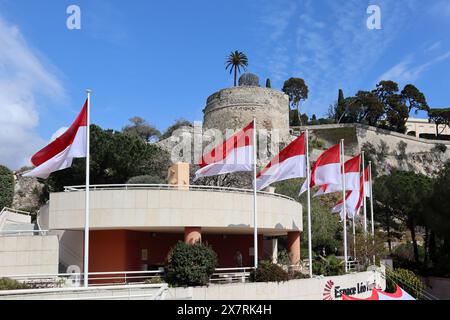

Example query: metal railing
[3,267,256,289]
[5,270,165,288]
[0,207,31,216]
[0,283,169,300]
[210,267,254,283]
[62,184,296,202]
[0,229,49,236]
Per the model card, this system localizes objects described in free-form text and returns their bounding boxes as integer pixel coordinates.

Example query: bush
[0,278,30,290]
[431,143,447,153]
[0,165,14,210]
[144,276,164,284]
[386,268,425,299]
[395,141,408,161]
[312,255,345,276]
[127,175,165,184]
[165,242,217,287]
[250,261,289,283]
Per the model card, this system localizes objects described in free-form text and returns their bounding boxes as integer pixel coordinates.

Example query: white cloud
[257,0,417,116]
[378,51,450,84]
[0,16,65,170]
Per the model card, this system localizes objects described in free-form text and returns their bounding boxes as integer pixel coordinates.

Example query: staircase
[0,207,37,235]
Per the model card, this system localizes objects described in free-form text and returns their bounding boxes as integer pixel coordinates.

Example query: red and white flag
[363,166,370,198]
[332,173,364,219]
[194,121,254,180]
[256,133,306,190]
[299,143,341,195]
[314,154,361,197]
[23,100,88,179]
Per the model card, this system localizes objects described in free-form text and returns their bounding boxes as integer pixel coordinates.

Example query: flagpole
[305,130,313,278]
[341,139,348,273]
[352,215,356,260]
[252,118,258,269]
[369,161,374,237]
[83,89,91,287]
[369,161,375,264]
[362,152,367,234]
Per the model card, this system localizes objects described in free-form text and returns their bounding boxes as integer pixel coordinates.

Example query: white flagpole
[83,89,91,287]
[369,161,375,237]
[341,139,348,272]
[352,215,356,259]
[362,152,367,233]
[252,118,258,269]
[305,130,313,278]
[369,161,375,264]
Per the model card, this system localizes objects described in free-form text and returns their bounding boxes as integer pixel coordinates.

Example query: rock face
[302,123,450,177]
[203,86,290,143]
[12,173,44,212]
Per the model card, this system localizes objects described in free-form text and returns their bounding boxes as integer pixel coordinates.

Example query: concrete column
[184,227,202,244]
[287,231,301,265]
[167,162,190,189]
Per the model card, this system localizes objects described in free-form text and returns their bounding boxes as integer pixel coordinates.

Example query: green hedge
[165,242,217,287]
[386,268,425,299]
[250,261,289,283]
[0,278,30,290]
[0,165,14,210]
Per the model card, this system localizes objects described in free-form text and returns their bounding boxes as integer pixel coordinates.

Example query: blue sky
[1,0,450,169]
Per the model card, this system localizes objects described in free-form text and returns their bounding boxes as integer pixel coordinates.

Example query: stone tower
[202,74,290,142]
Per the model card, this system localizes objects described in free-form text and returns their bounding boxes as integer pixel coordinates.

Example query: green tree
[0,165,14,210]
[282,78,309,125]
[373,81,409,133]
[122,116,160,142]
[48,125,171,192]
[265,78,271,88]
[401,84,429,115]
[159,119,193,141]
[225,51,248,86]
[373,171,433,262]
[428,108,450,137]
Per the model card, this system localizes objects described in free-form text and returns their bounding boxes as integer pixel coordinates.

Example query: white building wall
[0,235,59,276]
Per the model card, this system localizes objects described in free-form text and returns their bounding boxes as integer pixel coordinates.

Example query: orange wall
[89,230,265,273]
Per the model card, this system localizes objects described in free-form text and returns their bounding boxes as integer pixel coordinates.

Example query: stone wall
[203,86,290,142]
[300,123,450,176]
[167,267,386,300]
[0,235,59,276]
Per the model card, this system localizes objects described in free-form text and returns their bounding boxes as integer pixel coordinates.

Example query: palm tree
[225,51,248,86]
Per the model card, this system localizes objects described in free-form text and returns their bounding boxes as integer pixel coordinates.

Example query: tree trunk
[424,226,429,265]
[234,68,237,87]
[386,210,392,253]
[408,218,419,263]
[297,105,302,126]
[429,231,436,263]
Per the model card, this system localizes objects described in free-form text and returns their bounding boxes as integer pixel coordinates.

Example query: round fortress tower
[202,74,290,142]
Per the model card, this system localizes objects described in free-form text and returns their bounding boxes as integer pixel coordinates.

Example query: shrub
[312,255,345,276]
[0,278,30,290]
[431,143,447,153]
[265,78,271,88]
[144,276,164,284]
[165,242,217,287]
[395,141,408,161]
[0,165,14,210]
[127,175,165,184]
[386,268,425,299]
[376,141,390,162]
[250,261,289,283]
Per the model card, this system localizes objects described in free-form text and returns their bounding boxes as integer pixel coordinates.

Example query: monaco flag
[332,173,364,219]
[23,100,88,179]
[363,166,370,198]
[256,133,306,190]
[194,121,254,180]
[299,143,341,195]
[313,154,361,197]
